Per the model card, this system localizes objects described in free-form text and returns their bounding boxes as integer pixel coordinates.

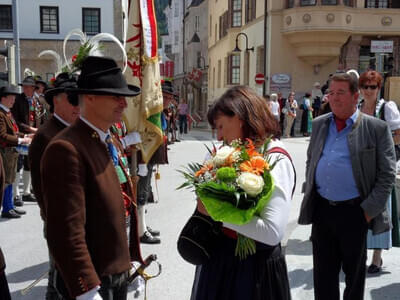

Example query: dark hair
[305,92,311,98]
[207,85,281,142]
[359,70,383,89]
[330,73,358,94]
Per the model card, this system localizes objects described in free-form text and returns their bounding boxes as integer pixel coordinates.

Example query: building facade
[0,0,123,82]
[208,0,400,102]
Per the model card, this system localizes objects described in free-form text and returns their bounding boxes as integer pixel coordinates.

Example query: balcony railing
[287,0,355,8]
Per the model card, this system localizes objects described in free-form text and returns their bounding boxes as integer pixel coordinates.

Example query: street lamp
[198,56,208,70]
[232,32,254,53]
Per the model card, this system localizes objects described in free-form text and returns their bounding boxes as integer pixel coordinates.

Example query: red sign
[255,73,265,85]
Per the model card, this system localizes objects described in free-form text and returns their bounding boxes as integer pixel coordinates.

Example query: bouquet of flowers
[178,138,279,259]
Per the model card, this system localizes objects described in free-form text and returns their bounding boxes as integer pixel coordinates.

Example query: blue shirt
[315,110,360,201]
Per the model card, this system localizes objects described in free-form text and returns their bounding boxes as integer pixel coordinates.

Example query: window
[174,3,179,17]
[256,46,265,74]
[300,0,317,6]
[210,15,212,36]
[40,6,59,33]
[245,0,256,23]
[219,11,229,39]
[165,44,172,54]
[322,0,337,4]
[229,54,240,84]
[83,8,101,35]
[195,16,200,32]
[217,60,221,88]
[0,5,12,31]
[174,31,179,46]
[232,0,242,27]
[343,0,354,6]
[287,0,295,8]
[215,23,217,43]
[365,0,396,7]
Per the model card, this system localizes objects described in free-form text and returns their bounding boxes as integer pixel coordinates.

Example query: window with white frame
[232,0,242,27]
[229,54,240,84]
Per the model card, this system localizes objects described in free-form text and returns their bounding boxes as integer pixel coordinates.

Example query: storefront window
[287,0,295,8]
[322,0,337,4]
[300,0,316,5]
[343,0,353,6]
[365,0,389,8]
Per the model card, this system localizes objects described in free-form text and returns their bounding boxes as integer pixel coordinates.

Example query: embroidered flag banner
[123,0,163,163]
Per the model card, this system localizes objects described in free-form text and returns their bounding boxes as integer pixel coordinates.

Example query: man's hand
[76,286,103,300]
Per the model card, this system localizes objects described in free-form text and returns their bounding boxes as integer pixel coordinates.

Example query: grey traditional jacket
[299,111,396,234]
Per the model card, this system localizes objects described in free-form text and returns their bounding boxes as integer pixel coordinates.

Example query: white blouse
[223,140,295,246]
[377,99,400,131]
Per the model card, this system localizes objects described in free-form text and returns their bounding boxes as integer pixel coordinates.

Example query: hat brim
[18,83,38,87]
[44,87,66,105]
[67,84,141,97]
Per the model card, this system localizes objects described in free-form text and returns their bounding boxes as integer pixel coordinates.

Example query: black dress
[190,233,291,300]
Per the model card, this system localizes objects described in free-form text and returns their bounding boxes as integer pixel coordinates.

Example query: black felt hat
[0,85,21,98]
[69,56,141,97]
[19,76,38,87]
[44,72,78,106]
[161,80,175,95]
[34,75,48,88]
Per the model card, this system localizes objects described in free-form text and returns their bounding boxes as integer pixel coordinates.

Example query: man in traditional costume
[41,56,142,300]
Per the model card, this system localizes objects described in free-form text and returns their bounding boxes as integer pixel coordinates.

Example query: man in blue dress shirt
[299,73,396,300]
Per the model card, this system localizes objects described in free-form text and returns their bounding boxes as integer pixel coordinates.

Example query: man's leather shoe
[1,210,21,218]
[13,208,26,215]
[14,196,24,207]
[22,194,36,202]
[147,226,160,236]
[140,231,161,244]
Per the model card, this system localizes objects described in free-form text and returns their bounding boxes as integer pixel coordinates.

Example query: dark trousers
[0,271,11,300]
[55,269,128,300]
[311,195,368,300]
[137,163,154,206]
[179,114,188,134]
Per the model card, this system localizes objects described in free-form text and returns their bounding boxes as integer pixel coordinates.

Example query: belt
[321,195,362,206]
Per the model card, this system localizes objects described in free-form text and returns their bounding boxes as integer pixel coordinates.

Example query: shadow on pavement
[288,268,313,290]
[7,261,48,283]
[285,239,312,256]
[370,283,400,299]
[11,285,46,300]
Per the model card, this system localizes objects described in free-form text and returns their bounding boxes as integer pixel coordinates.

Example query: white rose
[213,146,235,166]
[237,172,264,197]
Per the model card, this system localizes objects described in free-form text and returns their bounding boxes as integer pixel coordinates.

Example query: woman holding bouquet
[191,86,295,300]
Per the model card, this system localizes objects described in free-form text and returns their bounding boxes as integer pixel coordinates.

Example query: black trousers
[311,195,368,300]
[55,269,129,300]
[0,271,11,300]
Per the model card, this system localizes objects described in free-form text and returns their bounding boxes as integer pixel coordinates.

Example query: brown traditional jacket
[29,115,66,220]
[0,107,22,184]
[0,155,5,273]
[0,107,20,146]
[41,119,131,298]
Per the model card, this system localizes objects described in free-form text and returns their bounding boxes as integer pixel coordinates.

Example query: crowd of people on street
[1,51,400,300]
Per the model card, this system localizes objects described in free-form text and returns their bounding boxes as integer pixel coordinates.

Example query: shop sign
[371,40,393,53]
[270,73,291,93]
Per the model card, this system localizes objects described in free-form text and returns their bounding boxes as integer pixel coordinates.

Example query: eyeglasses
[362,85,378,90]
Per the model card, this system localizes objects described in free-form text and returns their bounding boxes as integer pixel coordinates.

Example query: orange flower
[240,156,269,175]
[245,138,261,157]
[223,153,235,167]
[195,163,214,177]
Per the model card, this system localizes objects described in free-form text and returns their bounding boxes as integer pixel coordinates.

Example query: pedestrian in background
[284,92,297,138]
[178,98,189,136]
[300,92,313,137]
[277,92,286,134]
[311,82,323,118]
[358,70,400,274]
[269,93,280,122]
[299,73,396,300]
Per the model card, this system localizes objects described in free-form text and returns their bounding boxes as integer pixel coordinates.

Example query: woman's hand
[197,198,209,216]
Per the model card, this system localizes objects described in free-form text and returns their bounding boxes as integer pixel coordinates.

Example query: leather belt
[321,195,362,206]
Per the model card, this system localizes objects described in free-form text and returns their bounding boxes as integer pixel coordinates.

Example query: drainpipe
[263,0,268,96]
[12,0,21,83]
